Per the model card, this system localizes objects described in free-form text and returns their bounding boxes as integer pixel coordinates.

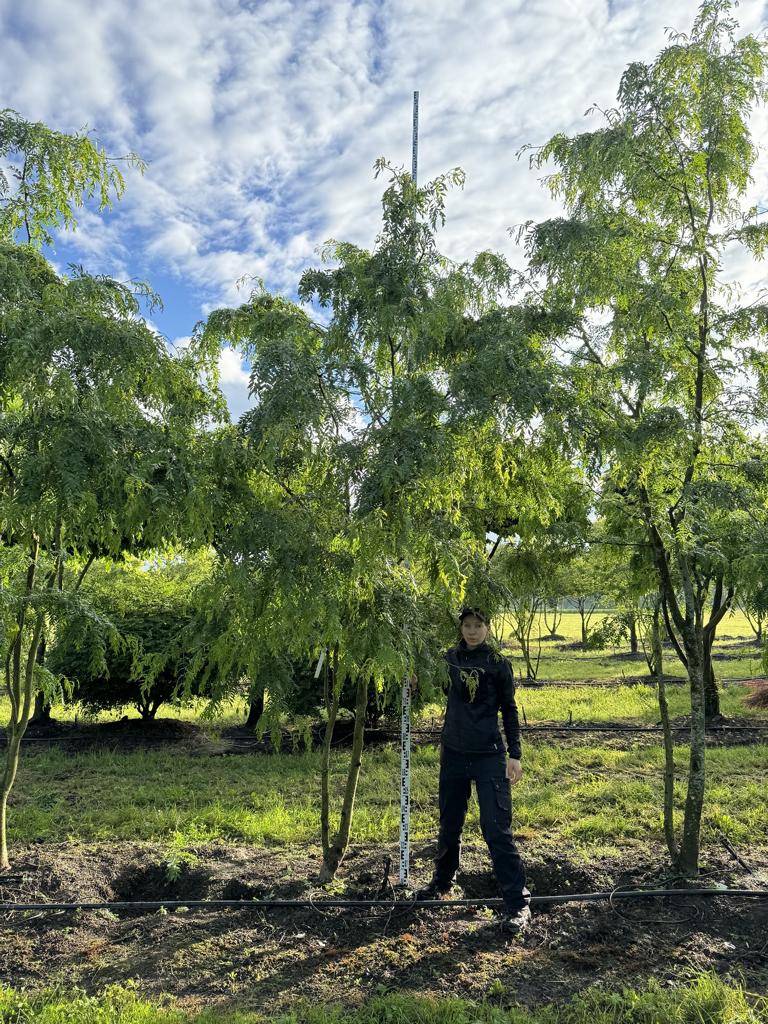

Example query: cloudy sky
[1,0,767,417]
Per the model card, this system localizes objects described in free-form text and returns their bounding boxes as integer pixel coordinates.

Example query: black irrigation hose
[7,724,768,747]
[1,888,767,913]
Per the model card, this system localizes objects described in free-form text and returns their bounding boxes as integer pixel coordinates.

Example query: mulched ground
[1,840,767,1012]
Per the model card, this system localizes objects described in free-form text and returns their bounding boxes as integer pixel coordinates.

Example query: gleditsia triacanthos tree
[193,160,583,881]
[0,112,224,869]
[517,0,768,874]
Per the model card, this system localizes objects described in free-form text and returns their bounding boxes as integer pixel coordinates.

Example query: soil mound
[113,860,213,903]
[745,680,768,709]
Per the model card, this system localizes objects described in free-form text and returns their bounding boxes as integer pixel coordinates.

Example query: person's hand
[506,758,523,785]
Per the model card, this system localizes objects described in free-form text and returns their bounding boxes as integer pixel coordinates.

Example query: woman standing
[418,607,531,934]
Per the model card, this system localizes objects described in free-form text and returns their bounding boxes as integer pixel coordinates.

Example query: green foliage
[0,109,225,866]
[0,108,144,246]
[48,555,215,719]
[192,159,580,726]
[583,614,629,651]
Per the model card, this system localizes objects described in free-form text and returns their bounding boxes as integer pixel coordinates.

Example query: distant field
[496,609,764,683]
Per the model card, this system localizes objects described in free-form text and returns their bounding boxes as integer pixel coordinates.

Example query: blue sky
[1,0,767,417]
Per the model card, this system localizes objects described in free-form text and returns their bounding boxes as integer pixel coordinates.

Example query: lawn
[7,733,768,852]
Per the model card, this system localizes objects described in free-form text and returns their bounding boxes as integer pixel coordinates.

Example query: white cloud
[217,344,254,420]
[1,0,767,344]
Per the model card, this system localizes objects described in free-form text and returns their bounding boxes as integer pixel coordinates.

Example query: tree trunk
[319,671,369,882]
[30,691,52,725]
[246,692,265,728]
[653,601,678,865]
[29,639,52,725]
[702,638,720,722]
[0,733,23,871]
[678,630,706,876]
[628,616,638,655]
[544,601,562,638]
[0,540,42,870]
[320,647,338,864]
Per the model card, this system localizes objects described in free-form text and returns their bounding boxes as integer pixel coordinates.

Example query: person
[417,606,531,934]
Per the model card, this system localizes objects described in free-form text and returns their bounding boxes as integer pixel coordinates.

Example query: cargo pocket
[492,777,512,827]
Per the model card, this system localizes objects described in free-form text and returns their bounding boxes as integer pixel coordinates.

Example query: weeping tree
[518,0,768,873]
[0,113,221,870]
[192,160,577,880]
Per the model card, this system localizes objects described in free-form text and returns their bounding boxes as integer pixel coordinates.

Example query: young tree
[192,162,574,880]
[0,113,222,869]
[518,1,768,873]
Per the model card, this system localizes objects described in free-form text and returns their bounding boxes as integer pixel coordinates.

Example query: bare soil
[1,841,767,1012]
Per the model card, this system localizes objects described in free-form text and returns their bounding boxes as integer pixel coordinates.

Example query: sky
[1,0,767,418]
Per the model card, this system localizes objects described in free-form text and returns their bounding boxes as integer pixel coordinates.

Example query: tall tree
[518,0,768,873]
[193,161,576,880]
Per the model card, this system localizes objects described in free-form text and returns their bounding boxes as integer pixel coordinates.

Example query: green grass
[516,682,765,723]
[498,610,766,683]
[2,975,766,1024]
[7,738,768,851]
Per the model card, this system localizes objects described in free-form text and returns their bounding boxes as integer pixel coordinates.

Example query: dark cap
[459,606,489,624]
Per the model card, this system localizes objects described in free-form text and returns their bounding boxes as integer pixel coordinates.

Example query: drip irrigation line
[7,722,768,748]
[0,888,767,914]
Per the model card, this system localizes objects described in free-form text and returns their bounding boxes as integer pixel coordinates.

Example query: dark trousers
[434,748,530,912]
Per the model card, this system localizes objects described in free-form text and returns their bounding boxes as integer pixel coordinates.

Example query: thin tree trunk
[320,647,338,864]
[678,629,706,876]
[319,670,369,882]
[0,539,42,871]
[1,733,24,871]
[543,601,562,638]
[629,616,638,654]
[29,638,51,725]
[653,600,678,864]
[245,692,265,728]
[703,637,719,721]
[578,601,588,647]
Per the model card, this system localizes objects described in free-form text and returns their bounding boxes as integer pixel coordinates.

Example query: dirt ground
[1,840,767,1012]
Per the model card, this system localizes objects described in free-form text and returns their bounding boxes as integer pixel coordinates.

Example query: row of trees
[2,1,767,879]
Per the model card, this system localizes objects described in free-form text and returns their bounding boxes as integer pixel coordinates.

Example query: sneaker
[500,904,531,935]
[414,879,454,901]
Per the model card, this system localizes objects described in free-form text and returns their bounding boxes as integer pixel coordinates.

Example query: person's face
[461,614,489,648]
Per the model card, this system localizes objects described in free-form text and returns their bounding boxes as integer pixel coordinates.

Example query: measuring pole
[399,91,419,889]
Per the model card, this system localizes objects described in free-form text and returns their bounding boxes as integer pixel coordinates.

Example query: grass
[2,609,766,858]
[7,737,768,851]
[515,682,765,723]
[497,609,766,684]
[1,975,766,1024]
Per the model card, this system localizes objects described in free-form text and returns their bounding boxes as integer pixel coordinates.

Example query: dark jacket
[441,639,521,759]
